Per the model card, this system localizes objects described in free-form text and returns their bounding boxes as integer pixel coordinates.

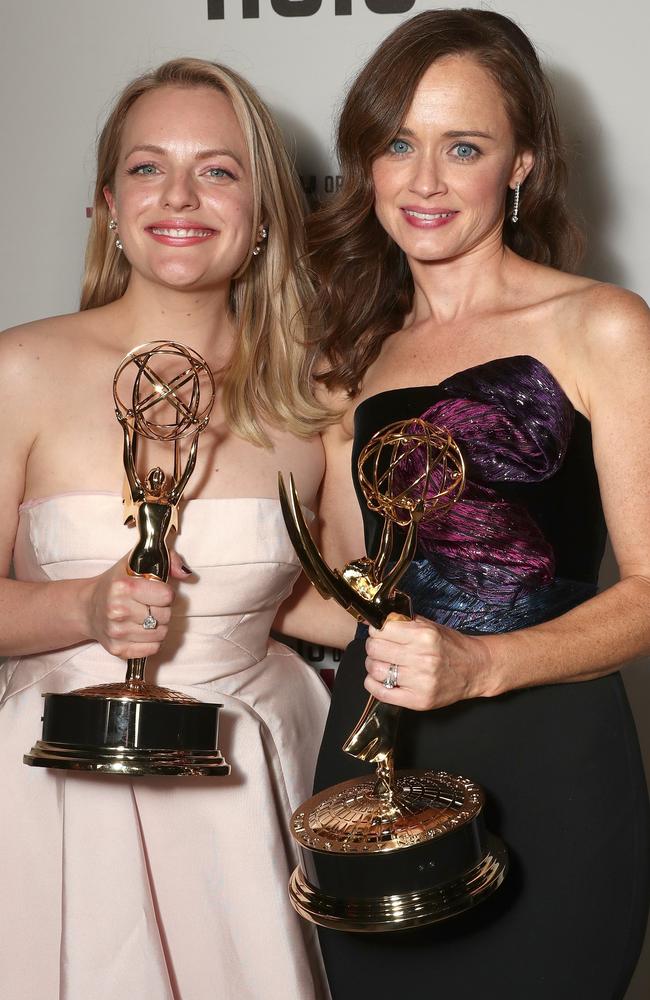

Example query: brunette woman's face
[104,85,255,291]
[371,55,533,264]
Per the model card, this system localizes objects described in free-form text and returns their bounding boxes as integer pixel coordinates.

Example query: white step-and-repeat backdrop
[2,2,649,992]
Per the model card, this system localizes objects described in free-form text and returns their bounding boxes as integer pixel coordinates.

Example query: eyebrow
[398,127,494,140]
[123,144,246,169]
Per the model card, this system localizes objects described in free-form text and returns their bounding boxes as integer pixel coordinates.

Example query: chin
[401,243,459,264]
[156,272,207,290]
[147,263,220,290]
[391,230,453,257]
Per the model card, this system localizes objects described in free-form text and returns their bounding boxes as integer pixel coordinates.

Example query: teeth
[404,210,454,221]
[151,228,213,237]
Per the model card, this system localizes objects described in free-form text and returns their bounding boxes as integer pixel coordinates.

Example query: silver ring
[142,607,158,630]
[383,663,399,689]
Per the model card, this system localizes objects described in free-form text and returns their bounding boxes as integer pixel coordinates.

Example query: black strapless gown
[314,356,650,999]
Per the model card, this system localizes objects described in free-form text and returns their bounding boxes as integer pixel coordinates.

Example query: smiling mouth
[149,227,215,237]
[403,210,456,222]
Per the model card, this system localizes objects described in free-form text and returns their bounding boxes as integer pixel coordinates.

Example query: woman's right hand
[80,553,180,660]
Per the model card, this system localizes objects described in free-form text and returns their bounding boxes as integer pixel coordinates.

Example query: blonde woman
[0,59,331,999]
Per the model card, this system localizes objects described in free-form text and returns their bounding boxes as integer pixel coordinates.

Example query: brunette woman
[301,10,650,998]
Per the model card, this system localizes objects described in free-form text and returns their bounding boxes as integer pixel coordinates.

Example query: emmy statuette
[24,342,231,776]
[279,419,507,931]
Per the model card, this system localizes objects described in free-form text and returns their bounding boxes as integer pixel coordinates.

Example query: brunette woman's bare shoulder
[578,283,650,365]
[558,283,650,419]
[512,256,595,301]
[551,280,649,348]
[532,264,645,318]
[579,281,648,322]
[517,263,645,339]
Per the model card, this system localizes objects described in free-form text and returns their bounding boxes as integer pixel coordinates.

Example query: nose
[161,169,200,211]
[408,153,447,199]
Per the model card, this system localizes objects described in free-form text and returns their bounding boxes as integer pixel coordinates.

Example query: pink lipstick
[145,219,217,246]
[401,206,458,229]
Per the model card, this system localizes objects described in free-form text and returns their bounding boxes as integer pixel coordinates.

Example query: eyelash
[386,139,482,161]
[451,142,481,162]
[126,163,237,180]
[205,166,236,180]
[127,162,158,175]
[388,139,412,156]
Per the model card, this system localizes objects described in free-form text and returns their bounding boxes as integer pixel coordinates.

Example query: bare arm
[273,416,363,649]
[363,289,650,708]
[274,574,356,648]
[0,328,174,659]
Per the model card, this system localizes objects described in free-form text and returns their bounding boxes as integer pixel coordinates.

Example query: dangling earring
[252,225,268,256]
[109,218,123,251]
[510,182,521,224]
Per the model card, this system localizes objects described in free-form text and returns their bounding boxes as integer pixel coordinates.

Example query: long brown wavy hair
[312,9,584,395]
[81,58,332,445]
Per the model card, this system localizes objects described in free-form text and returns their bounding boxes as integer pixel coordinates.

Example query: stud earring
[252,225,268,256]
[510,182,521,224]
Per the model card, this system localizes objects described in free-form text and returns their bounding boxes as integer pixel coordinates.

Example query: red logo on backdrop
[208,0,415,18]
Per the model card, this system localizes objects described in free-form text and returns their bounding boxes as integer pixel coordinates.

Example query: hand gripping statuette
[279,419,507,931]
[24,342,230,776]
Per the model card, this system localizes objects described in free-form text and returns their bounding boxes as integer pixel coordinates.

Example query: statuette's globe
[113,340,215,442]
[358,417,465,528]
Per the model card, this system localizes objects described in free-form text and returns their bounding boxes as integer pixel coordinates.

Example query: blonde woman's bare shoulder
[0,312,94,413]
[0,310,94,359]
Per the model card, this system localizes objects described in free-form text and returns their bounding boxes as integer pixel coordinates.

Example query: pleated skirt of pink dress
[0,494,331,1000]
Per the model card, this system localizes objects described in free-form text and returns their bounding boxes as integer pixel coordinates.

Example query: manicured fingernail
[181,563,193,575]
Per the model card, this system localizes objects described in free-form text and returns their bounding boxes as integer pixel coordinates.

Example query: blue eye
[453,143,479,161]
[204,166,238,181]
[389,138,412,155]
[128,163,158,175]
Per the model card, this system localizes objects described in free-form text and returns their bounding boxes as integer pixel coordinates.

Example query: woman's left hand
[364,616,494,710]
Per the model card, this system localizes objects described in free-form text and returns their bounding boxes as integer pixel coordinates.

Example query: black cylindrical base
[300,809,490,900]
[288,769,508,931]
[24,692,231,776]
[289,834,507,932]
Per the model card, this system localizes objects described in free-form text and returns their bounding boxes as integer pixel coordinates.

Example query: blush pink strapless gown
[0,494,331,1000]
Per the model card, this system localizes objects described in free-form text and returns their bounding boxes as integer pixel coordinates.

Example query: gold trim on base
[72,682,199,704]
[23,741,231,777]
[292,770,483,854]
[288,837,508,932]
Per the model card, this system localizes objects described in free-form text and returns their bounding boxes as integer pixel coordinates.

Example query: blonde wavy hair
[81,57,332,445]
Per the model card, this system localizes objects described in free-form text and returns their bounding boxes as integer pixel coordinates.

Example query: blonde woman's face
[371,55,533,265]
[104,85,255,291]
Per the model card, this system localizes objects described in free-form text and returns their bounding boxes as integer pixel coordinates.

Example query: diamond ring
[383,663,399,689]
[142,607,158,630]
